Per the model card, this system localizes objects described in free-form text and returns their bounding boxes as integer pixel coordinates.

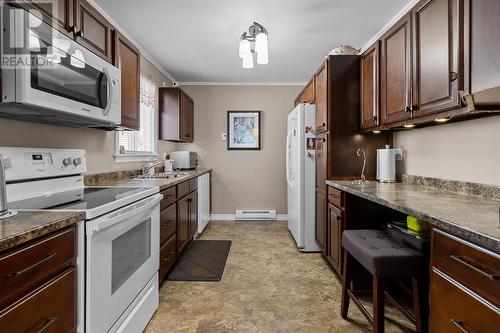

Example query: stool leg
[373,276,384,333]
[412,278,424,333]
[341,251,351,319]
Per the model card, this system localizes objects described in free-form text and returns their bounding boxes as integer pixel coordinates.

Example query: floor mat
[167,240,232,281]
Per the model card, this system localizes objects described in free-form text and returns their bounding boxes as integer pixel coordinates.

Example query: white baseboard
[209,214,287,221]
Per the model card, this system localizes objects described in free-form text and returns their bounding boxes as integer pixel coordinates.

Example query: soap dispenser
[376,145,403,183]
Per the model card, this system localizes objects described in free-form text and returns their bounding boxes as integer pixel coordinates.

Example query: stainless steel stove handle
[88,194,163,235]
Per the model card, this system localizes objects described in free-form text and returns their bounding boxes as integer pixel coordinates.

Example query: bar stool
[340,229,425,333]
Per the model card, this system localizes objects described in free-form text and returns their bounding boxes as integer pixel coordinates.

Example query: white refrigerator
[286,103,319,252]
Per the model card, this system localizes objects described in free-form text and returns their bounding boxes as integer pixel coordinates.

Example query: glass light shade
[257,46,268,64]
[242,53,254,69]
[255,32,268,54]
[28,30,40,51]
[70,49,85,68]
[239,39,251,58]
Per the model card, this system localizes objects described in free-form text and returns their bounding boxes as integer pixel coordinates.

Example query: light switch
[221,133,227,141]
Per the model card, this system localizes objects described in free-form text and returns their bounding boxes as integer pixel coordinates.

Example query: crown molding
[87,0,177,84]
[359,0,420,54]
[178,82,306,86]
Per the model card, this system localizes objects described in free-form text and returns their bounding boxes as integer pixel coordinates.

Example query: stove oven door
[85,193,162,333]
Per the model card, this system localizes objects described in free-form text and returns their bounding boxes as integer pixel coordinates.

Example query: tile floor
[145,221,414,332]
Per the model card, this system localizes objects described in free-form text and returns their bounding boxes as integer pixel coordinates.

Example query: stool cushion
[342,230,423,278]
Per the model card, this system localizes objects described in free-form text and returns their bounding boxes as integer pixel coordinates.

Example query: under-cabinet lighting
[372,130,381,134]
[435,117,451,123]
[403,124,416,128]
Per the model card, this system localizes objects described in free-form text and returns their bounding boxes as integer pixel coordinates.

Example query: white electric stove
[0,147,162,333]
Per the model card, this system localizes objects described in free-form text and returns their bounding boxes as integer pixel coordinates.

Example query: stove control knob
[73,157,82,166]
[62,157,72,167]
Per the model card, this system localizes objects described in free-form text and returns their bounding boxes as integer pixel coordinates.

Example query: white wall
[393,117,500,185]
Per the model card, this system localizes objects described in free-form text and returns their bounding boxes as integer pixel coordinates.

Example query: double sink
[134,172,192,181]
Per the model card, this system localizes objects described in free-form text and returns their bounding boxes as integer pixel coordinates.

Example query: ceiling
[94,0,410,84]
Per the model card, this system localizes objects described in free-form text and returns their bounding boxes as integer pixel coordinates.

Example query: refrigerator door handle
[286,131,293,187]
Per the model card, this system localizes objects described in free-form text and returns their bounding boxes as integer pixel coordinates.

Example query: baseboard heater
[235,209,276,220]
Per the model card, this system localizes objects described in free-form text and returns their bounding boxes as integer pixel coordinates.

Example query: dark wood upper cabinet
[16,0,74,37]
[360,42,380,130]
[381,14,412,125]
[411,0,463,117]
[73,0,113,62]
[315,61,328,133]
[159,88,194,143]
[113,31,140,130]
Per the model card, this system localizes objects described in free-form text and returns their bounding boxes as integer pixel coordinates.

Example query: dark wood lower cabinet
[326,203,342,275]
[188,191,198,239]
[177,194,190,255]
[315,189,327,253]
[0,268,76,333]
[159,178,199,283]
[0,226,77,332]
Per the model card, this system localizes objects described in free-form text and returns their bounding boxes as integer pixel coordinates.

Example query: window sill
[114,152,158,163]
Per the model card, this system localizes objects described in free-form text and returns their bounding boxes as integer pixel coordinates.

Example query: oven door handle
[102,67,114,116]
[87,194,162,235]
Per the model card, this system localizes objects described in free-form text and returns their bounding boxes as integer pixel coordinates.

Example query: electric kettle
[377,145,403,183]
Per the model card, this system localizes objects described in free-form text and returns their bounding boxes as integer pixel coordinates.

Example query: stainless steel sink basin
[134,172,191,180]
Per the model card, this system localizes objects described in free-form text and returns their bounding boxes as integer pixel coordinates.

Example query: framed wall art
[227,111,261,150]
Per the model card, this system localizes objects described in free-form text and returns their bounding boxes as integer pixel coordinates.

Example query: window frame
[114,74,159,163]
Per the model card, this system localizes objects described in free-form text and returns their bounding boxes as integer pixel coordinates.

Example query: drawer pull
[161,220,174,226]
[450,255,500,280]
[36,317,58,333]
[7,253,57,277]
[451,319,469,333]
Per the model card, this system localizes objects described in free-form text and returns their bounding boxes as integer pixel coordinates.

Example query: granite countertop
[0,211,85,252]
[89,169,212,191]
[326,180,500,252]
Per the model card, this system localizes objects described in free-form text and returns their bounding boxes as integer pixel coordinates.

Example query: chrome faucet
[0,155,17,219]
[141,159,165,175]
[356,148,366,182]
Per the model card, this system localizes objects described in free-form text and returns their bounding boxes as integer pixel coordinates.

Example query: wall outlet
[221,133,227,141]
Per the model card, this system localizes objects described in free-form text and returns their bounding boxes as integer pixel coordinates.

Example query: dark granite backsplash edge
[402,174,500,200]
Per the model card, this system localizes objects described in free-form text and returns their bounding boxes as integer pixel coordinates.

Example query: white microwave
[0,5,121,128]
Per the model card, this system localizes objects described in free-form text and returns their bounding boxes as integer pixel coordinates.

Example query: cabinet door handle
[7,253,57,277]
[450,71,458,82]
[372,115,377,121]
[450,319,469,333]
[75,30,84,38]
[161,220,174,226]
[450,255,500,280]
[322,122,326,127]
[36,317,58,333]
[404,106,410,112]
[336,215,341,221]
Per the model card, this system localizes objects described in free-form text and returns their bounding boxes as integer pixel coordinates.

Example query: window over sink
[114,74,158,162]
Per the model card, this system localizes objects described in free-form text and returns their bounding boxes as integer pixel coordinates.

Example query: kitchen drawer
[328,186,343,208]
[159,234,177,282]
[0,227,75,309]
[189,178,198,192]
[0,268,76,333]
[160,203,177,246]
[177,180,190,199]
[432,229,500,306]
[160,186,177,210]
[430,269,500,333]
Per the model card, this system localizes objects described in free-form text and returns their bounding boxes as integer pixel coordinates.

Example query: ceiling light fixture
[239,22,269,69]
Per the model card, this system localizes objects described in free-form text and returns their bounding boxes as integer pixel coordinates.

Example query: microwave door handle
[87,194,162,235]
[102,67,113,116]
